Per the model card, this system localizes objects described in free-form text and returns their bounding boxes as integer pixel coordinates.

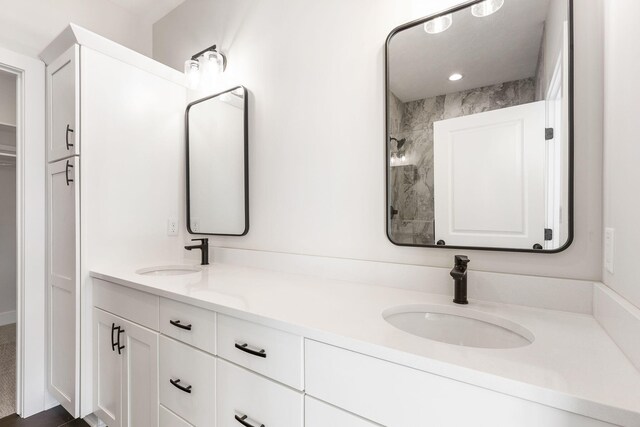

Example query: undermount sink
[136,265,202,276]
[383,304,534,349]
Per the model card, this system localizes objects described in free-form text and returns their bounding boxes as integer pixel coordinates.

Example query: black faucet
[450,255,470,304]
[185,238,209,265]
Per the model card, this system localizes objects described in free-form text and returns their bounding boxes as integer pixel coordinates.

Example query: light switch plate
[605,227,614,274]
[167,219,178,236]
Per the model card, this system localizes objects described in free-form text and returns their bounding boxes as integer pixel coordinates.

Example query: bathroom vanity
[88,263,640,427]
[37,2,640,426]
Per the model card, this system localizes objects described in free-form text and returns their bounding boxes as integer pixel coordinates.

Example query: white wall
[82,47,187,269]
[153,0,603,281]
[603,0,640,309]
[0,0,152,58]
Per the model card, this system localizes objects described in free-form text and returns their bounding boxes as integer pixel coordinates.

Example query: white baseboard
[0,310,16,326]
[594,283,640,372]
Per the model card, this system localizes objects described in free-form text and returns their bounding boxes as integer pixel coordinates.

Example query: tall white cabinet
[42,25,187,419]
[46,44,81,416]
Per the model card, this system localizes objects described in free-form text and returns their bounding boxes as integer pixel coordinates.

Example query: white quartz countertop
[90,263,640,426]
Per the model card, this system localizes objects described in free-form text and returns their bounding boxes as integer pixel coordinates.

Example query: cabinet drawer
[305,396,380,427]
[160,405,193,427]
[217,314,303,389]
[160,336,215,427]
[160,298,216,354]
[216,359,303,427]
[93,278,159,330]
[305,340,616,427]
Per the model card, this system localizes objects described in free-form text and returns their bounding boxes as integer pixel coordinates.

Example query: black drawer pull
[66,124,74,150]
[111,324,125,354]
[170,378,192,394]
[65,160,74,186]
[116,327,125,354]
[235,342,266,358]
[111,323,118,352]
[170,319,192,331]
[235,414,265,427]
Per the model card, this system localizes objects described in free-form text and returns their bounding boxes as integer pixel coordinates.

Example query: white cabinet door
[93,308,159,427]
[433,101,546,249]
[47,44,79,162]
[305,397,380,427]
[94,309,124,427]
[47,157,80,417]
[122,317,159,427]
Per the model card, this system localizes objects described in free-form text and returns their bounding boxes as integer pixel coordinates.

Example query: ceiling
[108,0,186,23]
[389,0,555,102]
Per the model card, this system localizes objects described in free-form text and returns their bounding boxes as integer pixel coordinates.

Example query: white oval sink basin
[383,304,534,349]
[136,265,202,276]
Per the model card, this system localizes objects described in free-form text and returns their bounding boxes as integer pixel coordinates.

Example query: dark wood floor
[0,406,89,427]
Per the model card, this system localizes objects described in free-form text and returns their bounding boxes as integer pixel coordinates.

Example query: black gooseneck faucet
[185,238,209,265]
[450,255,470,304]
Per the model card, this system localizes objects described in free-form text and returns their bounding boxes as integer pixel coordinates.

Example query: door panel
[94,309,123,427]
[122,319,159,427]
[47,44,79,162]
[47,157,79,416]
[434,101,546,249]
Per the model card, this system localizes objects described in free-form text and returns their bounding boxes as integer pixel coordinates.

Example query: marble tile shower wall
[389,78,536,245]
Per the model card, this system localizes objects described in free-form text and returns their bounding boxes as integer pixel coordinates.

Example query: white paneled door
[47,157,80,416]
[94,308,159,427]
[434,101,546,249]
[47,45,79,162]
[93,309,123,427]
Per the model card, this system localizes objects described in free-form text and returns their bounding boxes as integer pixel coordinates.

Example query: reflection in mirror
[386,0,572,252]
[187,86,248,235]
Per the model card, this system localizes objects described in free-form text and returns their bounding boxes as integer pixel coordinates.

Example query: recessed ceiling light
[449,73,463,81]
[424,14,453,34]
[471,0,505,18]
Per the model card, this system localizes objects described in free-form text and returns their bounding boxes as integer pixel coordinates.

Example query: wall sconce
[184,44,228,90]
[390,137,407,165]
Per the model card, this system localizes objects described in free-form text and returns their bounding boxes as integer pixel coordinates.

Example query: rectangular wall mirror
[186,86,249,236]
[386,0,573,252]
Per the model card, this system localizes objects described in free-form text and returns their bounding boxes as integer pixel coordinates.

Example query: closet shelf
[0,122,16,132]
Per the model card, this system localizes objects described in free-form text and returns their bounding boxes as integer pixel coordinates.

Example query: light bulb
[390,155,396,165]
[424,14,453,34]
[471,0,504,17]
[401,154,406,162]
[184,59,200,89]
[199,51,222,91]
[449,73,463,81]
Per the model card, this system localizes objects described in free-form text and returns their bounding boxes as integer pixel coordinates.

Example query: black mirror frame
[185,85,249,236]
[384,0,574,254]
